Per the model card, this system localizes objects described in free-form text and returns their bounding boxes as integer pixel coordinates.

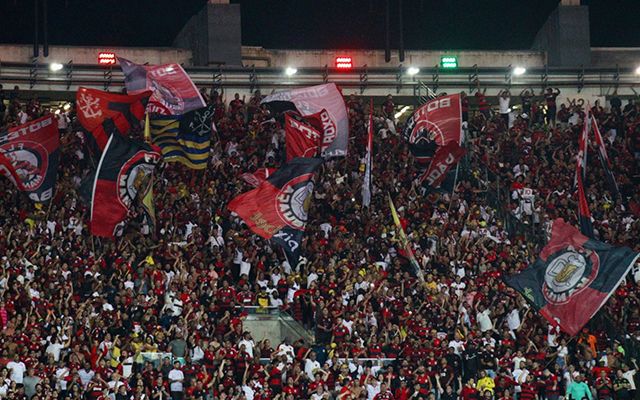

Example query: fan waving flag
[229,158,322,265]
[591,115,619,197]
[76,87,151,156]
[262,83,348,157]
[504,219,639,336]
[86,133,161,237]
[0,115,60,202]
[284,112,322,161]
[119,57,205,115]
[149,105,214,169]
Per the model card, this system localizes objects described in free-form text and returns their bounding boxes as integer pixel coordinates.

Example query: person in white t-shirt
[238,332,255,358]
[476,305,494,332]
[498,89,511,127]
[168,361,184,399]
[304,351,322,381]
[6,356,26,385]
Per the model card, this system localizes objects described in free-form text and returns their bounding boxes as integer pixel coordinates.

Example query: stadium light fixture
[513,66,527,76]
[49,63,63,72]
[407,66,420,76]
[285,67,297,76]
[635,66,640,75]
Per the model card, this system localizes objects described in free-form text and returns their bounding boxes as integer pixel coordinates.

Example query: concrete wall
[0,44,192,65]
[532,5,591,67]
[243,314,314,348]
[241,47,546,68]
[173,6,209,66]
[591,48,640,68]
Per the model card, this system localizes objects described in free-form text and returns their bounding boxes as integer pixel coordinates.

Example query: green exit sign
[440,56,458,69]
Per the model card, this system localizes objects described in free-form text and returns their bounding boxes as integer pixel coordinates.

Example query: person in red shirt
[595,370,613,400]
[374,382,395,400]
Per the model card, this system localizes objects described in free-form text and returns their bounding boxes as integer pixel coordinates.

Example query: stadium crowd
[0,82,639,400]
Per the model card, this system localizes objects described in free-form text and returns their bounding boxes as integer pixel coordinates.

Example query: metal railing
[1,61,639,96]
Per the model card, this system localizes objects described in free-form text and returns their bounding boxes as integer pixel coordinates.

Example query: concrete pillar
[532,2,591,67]
[173,2,241,66]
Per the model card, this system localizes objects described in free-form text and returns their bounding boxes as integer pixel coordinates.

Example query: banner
[228,157,322,238]
[240,168,276,188]
[0,115,60,202]
[262,83,348,157]
[88,133,161,237]
[504,219,639,336]
[76,87,151,156]
[149,105,214,169]
[420,142,466,188]
[285,112,322,161]
[591,115,619,197]
[388,194,424,281]
[362,99,373,207]
[403,94,462,166]
[119,57,206,115]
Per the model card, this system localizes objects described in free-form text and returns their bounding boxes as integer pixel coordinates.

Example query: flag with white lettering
[0,115,60,202]
[261,83,348,157]
[284,111,322,161]
[119,57,206,115]
[403,93,462,168]
[419,142,466,189]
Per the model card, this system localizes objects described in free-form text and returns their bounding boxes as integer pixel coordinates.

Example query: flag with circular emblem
[504,219,639,336]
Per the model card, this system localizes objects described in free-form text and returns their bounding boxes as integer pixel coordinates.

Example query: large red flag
[261,83,348,157]
[0,115,60,202]
[403,93,462,149]
[419,142,466,188]
[119,57,206,115]
[504,219,639,336]
[284,112,322,161]
[228,158,322,238]
[87,133,161,237]
[76,87,151,156]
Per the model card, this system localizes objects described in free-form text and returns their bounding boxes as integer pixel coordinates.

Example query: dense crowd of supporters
[0,81,640,400]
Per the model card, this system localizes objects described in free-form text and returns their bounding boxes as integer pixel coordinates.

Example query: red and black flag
[504,219,639,336]
[228,157,322,265]
[284,111,322,161]
[76,87,151,157]
[0,115,60,202]
[261,83,348,158]
[591,114,619,198]
[419,142,466,189]
[402,93,462,170]
[82,132,161,237]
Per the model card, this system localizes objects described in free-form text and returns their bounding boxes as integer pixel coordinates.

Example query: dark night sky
[0,0,639,49]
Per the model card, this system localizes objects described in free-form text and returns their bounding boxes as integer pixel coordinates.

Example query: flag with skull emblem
[504,219,639,336]
[149,104,215,169]
[228,158,322,265]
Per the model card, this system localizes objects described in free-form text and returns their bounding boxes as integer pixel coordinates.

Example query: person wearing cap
[566,374,593,400]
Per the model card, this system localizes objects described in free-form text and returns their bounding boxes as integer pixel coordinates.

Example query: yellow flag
[388,194,424,282]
